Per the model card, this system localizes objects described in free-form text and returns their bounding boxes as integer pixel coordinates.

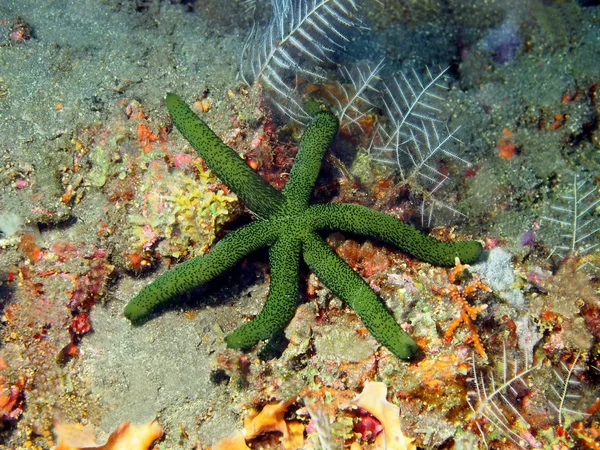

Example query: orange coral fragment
[572,420,600,450]
[19,233,43,263]
[336,239,390,277]
[497,128,517,159]
[435,258,490,359]
[550,113,564,130]
[54,419,163,450]
[212,431,250,450]
[54,422,97,449]
[586,398,600,416]
[213,397,305,450]
[409,353,468,391]
[244,397,304,450]
[285,422,305,450]
[127,99,168,154]
[193,98,212,113]
[137,123,162,153]
[0,374,25,418]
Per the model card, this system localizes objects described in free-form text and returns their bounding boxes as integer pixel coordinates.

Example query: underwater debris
[244,397,304,450]
[53,419,163,450]
[352,382,415,450]
[213,397,304,450]
[7,16,33,45]
[212,382,418,449]
[0,373,25,422]
[212,430,249,450]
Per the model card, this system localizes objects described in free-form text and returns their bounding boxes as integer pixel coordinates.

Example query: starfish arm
[225,234,301,349]
[124,220,277,322]
[282,111,338,211]
[307,203,483,266]
[302,231,418,360]
[166,93,285,218]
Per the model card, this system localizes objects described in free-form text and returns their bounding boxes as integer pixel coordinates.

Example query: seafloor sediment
[0,0,599,449]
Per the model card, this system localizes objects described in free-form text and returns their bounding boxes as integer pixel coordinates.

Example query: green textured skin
[225,234,301,348]
[307,203,483,266]
[165,93,285,219]
[125,94,484,360]
[302,231,418,359]
[124,220,277,321]
[282,111,338,212]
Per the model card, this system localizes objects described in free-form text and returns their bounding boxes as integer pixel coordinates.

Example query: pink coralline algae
[173,153,193,169]
[66,248,112,312]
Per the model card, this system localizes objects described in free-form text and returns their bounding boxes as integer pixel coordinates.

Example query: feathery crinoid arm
[282,110,338,211]
[225,234,301,349]
[302,231,418,360]
[308,203,483,266]
[166,93,285,218]
[125,220,277,322]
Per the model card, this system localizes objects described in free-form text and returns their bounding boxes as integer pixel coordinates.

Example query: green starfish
[124,93,483,359]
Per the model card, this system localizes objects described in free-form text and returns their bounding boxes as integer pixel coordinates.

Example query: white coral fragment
[353,382,415,450]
